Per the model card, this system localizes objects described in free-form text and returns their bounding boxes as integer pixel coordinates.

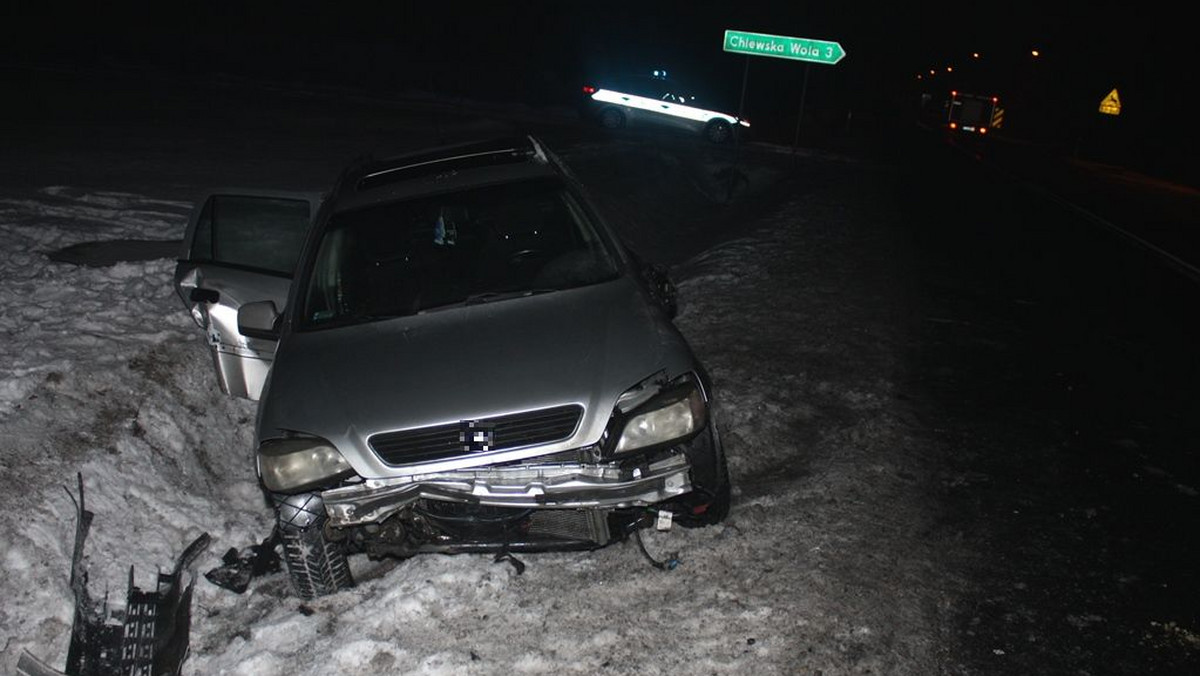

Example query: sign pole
[736,56,750,142]
[731,55,749,180]
[791,62,811,153]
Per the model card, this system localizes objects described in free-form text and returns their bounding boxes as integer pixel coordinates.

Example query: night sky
[3,1,1193,177]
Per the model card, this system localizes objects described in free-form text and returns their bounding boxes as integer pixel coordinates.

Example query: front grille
[370,404,583,466]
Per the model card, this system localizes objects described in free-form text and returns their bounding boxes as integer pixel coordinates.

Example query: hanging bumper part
[17,475,209,676]
[322,453,693,528]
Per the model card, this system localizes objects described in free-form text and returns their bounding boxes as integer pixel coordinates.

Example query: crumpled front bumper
[322,453,692,528]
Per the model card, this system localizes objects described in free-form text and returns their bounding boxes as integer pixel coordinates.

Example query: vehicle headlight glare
[614,379,707,454]
[259,437,353,493]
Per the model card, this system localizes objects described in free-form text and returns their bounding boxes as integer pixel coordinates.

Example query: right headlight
[258,435,355,494]
[611,375,708,455]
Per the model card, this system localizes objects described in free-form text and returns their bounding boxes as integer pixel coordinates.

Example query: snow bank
[0,188,266,667]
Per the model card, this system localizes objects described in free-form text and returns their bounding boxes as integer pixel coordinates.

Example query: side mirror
[237,301,281,341]
[643,263,678,319]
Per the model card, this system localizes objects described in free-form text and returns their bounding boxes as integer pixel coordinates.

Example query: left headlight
[258,436,355,493]
[612,375,708,455]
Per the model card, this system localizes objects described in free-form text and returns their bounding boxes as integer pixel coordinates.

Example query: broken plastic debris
[17,474,209,676]
[204,528,282,594]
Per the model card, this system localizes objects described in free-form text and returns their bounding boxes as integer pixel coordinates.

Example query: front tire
[695,440,731,525]
[704,119,732,144]
[679,423,732,527]
[275,493,354,599]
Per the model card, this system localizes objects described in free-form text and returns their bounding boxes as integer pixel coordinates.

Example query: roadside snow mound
[0,189,266,670]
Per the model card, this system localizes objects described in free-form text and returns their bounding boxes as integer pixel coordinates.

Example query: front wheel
[704,120,732,144]
[695,442,731,525]
[275,493,354,599]
[678,423,732,527]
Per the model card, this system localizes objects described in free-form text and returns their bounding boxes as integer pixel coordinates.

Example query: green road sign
[723,29,846,65]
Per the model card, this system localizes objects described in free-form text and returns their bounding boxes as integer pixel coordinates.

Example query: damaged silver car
[174,136,730,598]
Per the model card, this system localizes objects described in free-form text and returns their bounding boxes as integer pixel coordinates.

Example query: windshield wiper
[416,288,557,313]
[463,288,554,305]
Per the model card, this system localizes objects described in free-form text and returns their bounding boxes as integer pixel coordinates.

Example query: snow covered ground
[0,73,956,674]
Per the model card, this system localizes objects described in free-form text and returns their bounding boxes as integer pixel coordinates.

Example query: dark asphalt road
[890,126,1200,674]
[956,132,1200,281]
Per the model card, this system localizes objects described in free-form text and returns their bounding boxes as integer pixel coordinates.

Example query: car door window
[191,195,311,275]
[613,77,662,100]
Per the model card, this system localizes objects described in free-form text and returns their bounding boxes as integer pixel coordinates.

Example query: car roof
[332,136,559,213]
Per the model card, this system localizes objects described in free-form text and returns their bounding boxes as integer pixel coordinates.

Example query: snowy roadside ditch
[1,159,955,675]
[0,188,268,672]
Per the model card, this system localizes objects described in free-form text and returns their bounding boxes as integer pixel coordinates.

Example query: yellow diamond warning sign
[1099,88,1121,116]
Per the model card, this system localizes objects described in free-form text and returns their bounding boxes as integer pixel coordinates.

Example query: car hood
[257,277,696,477]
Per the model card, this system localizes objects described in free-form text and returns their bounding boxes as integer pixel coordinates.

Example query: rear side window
[191,196,311,275]
[617,77,668,99]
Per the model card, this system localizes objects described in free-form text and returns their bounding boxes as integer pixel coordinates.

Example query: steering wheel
[508,248,543,264]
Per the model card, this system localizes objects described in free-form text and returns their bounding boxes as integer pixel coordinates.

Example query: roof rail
[357,137,543,192]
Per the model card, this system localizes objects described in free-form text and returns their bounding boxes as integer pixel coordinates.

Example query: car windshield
[299,178,621,329]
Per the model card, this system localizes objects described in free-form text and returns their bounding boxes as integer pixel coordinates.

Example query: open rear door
[173,190,320,400]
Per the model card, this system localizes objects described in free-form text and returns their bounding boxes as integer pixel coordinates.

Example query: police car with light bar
[581,70,749,143]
